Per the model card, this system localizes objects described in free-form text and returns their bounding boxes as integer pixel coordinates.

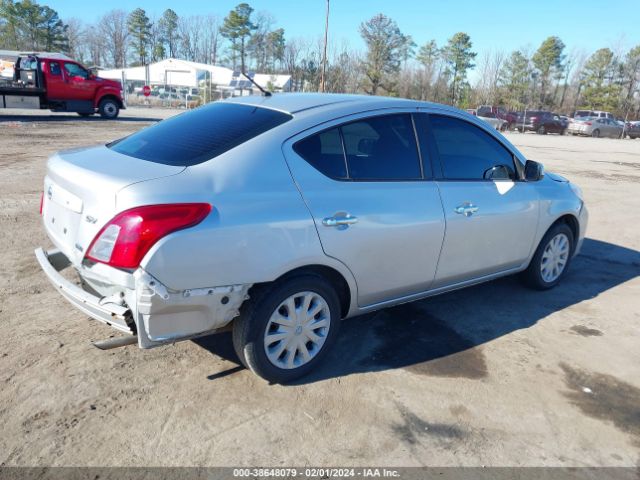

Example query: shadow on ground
[0,114,161,123]
[194,238,640,384]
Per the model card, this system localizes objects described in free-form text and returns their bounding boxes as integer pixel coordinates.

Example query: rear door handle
[454,203,479,217]
[322,214,358,227]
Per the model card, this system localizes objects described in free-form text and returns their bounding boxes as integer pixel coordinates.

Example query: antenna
[240,71,272,97]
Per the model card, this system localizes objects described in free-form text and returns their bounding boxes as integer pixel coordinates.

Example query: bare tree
[99,10,129,68]
[64,18,85,61]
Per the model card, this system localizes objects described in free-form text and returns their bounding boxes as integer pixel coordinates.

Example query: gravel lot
[1,107,639,467]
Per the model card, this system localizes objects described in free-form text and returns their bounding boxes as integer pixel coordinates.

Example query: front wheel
[591,129,600,138]
[521,223,574,290]
[98,98,120,119]
[232,274,341,383]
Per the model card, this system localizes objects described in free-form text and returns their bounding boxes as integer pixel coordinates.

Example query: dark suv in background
[515,111,566,135]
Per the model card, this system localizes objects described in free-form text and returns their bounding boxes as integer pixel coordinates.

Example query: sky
[51,0,640,59]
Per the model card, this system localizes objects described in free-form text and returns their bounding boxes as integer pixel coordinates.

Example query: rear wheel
[591,129,600,138]
[537,125,547,135]
[521,223,574,290]
[98,98,120,119]
[232,274,341,383]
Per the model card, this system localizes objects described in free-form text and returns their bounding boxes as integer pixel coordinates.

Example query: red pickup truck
[0,51,125,119]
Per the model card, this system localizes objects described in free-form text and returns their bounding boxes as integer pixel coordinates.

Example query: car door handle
[322,214,358,227]
[454,203,479,217]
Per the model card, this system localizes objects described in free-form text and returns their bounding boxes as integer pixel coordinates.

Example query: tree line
[1,0,639,118]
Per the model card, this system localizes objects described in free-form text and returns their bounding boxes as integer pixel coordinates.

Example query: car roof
[222,92,450,115]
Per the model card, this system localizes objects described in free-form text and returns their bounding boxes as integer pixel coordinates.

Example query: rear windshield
[108,102,292,166]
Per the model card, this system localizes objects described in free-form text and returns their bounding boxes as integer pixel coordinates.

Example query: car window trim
[424,113,523,182]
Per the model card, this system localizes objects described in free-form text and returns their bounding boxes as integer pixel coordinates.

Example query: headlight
[569,182,583,201]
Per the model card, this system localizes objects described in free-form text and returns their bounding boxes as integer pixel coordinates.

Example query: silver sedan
[568,116,624,138]
[36,94,588,383]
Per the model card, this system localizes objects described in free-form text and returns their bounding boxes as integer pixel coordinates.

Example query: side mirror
[524,160,544,181]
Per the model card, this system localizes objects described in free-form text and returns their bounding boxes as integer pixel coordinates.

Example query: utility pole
[320,0,329,93]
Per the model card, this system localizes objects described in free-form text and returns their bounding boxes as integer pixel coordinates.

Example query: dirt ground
[1,107,639,467]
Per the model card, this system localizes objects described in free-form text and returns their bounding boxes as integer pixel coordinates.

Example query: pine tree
[499,50,531,109]
[220,3,256,73]
[532,36,565,106]
[359,13,410,95]
[580,48,620,111]
[443,32,476,105]
[127,8,151,65]
[159,8,178,58]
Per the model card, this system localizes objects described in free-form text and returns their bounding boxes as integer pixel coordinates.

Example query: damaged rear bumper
[35,248,134,334]
[35,247,251,348]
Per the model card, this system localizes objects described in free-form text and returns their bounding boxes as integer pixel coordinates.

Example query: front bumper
[35,248,134,334]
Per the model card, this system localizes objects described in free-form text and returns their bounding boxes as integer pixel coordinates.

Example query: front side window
[64,62,89,79]
[429,115,516,181]
[109,102,292,166]
[294,114,422,181]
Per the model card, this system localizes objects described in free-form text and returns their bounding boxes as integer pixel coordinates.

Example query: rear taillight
[585,122,592,126]
[85,203,211,269]
[39,192,44,215]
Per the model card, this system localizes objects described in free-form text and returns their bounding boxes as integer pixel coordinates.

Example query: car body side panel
[433,180,540,287]
[530,176,587,255]
[120,136,359,313]
[281,108,447,307]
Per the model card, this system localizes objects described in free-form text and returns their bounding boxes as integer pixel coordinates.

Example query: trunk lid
[42,145,185,265]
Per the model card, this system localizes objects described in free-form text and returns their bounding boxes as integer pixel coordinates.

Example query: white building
[98,58,291,94]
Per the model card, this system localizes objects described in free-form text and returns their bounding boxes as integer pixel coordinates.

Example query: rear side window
[109,102,292,166]
[49,61,61,75]
[294,113,422,181]
[429,115,515,180]
[294,128,347,179]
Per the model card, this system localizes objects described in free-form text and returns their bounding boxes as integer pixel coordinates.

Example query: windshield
[109,102,292,166]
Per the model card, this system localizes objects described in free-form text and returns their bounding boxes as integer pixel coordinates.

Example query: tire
[232,274,341,383]
[537,125,546,135]
[560,128,566,136]
[77,112,93,117]
[98,98,120,119]
[521,223,574,290]
[591,129,600,138]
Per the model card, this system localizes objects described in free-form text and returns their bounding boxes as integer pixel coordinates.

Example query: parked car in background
[567,116,624,138]
[477,110,508,131]
[624,121,640,139]
[36,93,588,383]
[558,115,570,130]
[478,105,518,129]
[574,110,615,120]
[516,111,566,135]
